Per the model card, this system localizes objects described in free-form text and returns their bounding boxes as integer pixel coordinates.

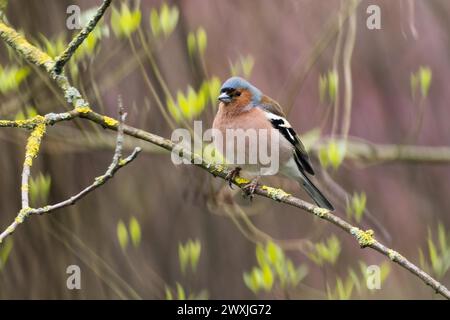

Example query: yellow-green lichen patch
[234,176,250,185]
[350,227,375,247]
[4,225,15,238]
[0,116,43,129]
[75,106,91,114]
[21,183,29,192]
[15,207,32,224]
[0,22,54,70]
[23,119,46,167]
[212,164,225,173]
[261,185,290,201]
[95,175,105,184]
[313,207,329,218]
[103,116,118,127]
[388,249,399,261]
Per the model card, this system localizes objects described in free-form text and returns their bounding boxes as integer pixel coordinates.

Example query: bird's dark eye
[235,91,241,97]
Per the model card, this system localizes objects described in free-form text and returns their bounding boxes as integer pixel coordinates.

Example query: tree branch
[53,0,112,74]
[314,138,450,164]
[0,100,141,243]
[0,13,449,299]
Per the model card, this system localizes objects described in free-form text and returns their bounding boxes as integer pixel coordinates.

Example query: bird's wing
[258,95,286,117]
[258,96,315,175]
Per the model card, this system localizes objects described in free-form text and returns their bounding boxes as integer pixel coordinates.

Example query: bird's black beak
[218,92,231,103]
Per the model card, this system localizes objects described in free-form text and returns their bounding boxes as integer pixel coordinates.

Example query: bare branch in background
[53,0,112,74]
[314,137,450,164]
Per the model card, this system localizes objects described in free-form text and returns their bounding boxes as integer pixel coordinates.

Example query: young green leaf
[178,242,189,274]
[419,66,432,99]
[196,27,207,55]
[261,264,274,291]
[328,70,339,103]
[150,8,160,37]
[0,238,13,271]
[176,282,186,300]
[189,239,201,272]
[116,220,129,250]
[187,32,196,57]
[319,74,328,104]
[129,217,141,247]
[165,286,173,300]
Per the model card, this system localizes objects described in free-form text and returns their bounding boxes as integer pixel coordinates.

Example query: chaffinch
[212,76,334,210]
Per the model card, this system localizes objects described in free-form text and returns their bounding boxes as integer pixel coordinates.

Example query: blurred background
[1,0,450,299]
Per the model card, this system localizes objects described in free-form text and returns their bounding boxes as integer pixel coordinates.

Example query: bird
[212,76,334,211]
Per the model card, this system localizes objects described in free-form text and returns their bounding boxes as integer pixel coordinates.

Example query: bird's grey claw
[225,167,241,189]
[242,178,259,200]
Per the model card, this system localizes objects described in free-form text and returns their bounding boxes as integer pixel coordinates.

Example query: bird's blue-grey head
[218,77,262,105]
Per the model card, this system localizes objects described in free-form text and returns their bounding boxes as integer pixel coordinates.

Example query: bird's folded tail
[298,172,334,211]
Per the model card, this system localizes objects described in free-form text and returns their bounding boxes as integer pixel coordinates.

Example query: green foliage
[419,223,450,279]
[167,240,207,300]
[327,276,354,300]
[111,3,141,38]
[129,216,141,247]
[319,140,345,170]
[68,7,109,79]
[165,285,173,300]
[39,34,66,59]
[202,142,226,165]
[230,55,255,78]
[178,239,201,274]
[411,66,432,100]
[187,32,196,57]
[300,128,321,151]
[0,0,8,19]
[358,261,391,286]
[0,238,13,271]
[306,235,341,266]
[116,216,142,250]
[328,70,339,103]
[346,192,367,223]
[116,220,128,250]
[327,261,390,299]
[165,283,208,300]
[187,27,208,56]
[319,74,328,104]
[38,15,108,80]
[150,3,179,38]
[75,23,108,60]
[244,267,269,294]
[319,70,339,104]
[15,106,38,121]
[196,28,207,55]
[0,64,29,94]
[29,172,51,207]
[167,77,220,122]
[204,76,221,107]
[243,241,308,294]
[176,282,186,300]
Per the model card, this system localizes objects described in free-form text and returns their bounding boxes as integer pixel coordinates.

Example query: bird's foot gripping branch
[0,0,449,299]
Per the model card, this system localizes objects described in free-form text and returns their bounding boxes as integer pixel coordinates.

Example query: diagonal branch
[53,0,112,74]
[0,100,141,244]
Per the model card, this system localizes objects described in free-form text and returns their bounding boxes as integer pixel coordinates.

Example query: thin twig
[53,0,112,74]
[0,100,141,243]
